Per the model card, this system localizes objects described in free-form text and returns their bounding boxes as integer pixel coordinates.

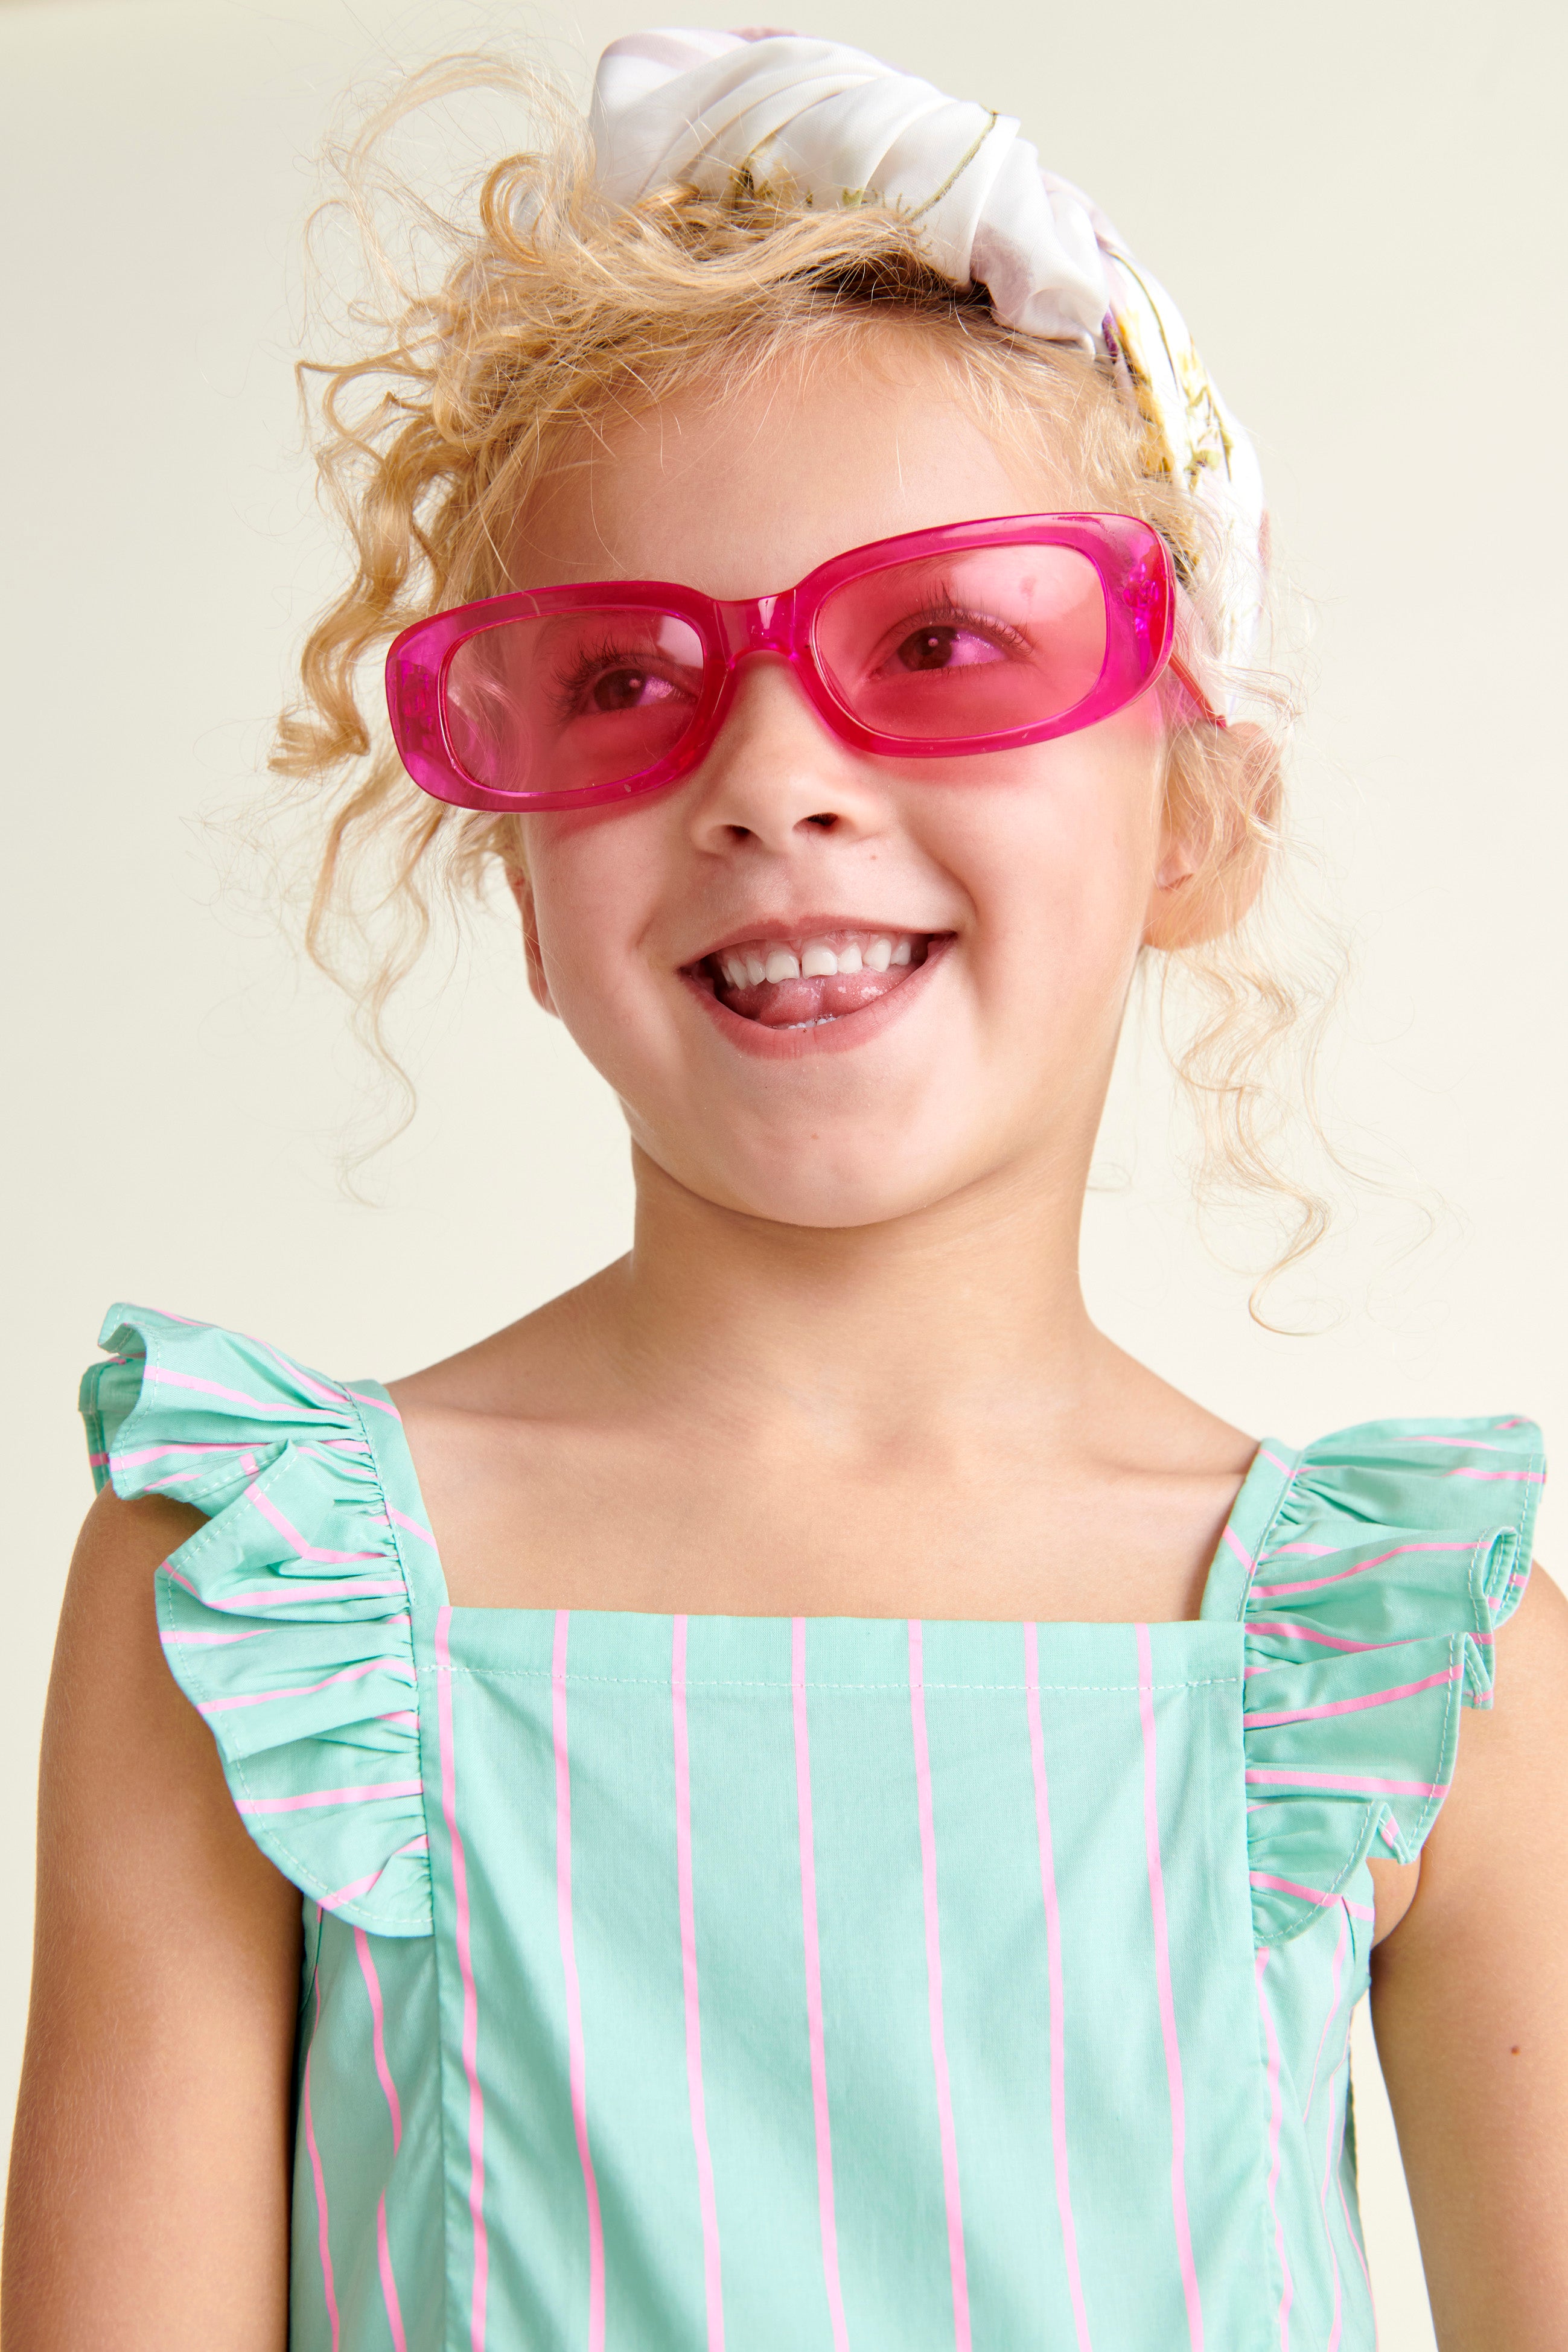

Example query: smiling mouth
[687,927,939,1028]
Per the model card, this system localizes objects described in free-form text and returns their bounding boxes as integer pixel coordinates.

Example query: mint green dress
[80,1304,1542,2352]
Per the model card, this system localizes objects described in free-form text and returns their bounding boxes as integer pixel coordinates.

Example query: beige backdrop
[4,1,1563,2342]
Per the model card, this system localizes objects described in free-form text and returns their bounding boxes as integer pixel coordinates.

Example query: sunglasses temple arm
[1165,649,1229,730]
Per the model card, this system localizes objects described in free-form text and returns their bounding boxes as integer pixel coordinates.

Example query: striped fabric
[82,1308,1542,2352]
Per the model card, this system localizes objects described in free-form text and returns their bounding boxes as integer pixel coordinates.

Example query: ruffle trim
[81,1305,432,1937]
[1235,1417,1544,1943]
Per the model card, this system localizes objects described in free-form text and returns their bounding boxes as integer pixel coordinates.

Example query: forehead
[510,330,1082,601]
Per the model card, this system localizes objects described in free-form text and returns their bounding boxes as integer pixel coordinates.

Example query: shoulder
[1420,1563,1568,1864]
[1371,1564,1568,2023]
[71,1478,207,1589]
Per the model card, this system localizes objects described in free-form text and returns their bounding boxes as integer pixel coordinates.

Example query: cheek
[521,807,681,1060]
[929,736,1165,978]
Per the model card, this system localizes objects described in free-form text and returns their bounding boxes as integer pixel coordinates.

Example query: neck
[588,1141,1115,1453]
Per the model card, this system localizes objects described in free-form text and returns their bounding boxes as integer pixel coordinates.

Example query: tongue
[718,964,915,1028]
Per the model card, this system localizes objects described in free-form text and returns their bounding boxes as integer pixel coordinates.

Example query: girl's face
[511,337,1185,1230]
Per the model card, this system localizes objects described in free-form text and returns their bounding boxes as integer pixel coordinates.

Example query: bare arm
[3,1489,302,2350]
[1369,1566,1568,2351]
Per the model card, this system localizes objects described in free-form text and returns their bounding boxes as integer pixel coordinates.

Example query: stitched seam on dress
[339,1381,434,1935]
[435,1668,1244,1693]
[1467,1531,1502,1659]
[298,1898,323,2020]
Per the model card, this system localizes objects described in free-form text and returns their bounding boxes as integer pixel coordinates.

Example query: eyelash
[548,638,686,718]
[890,594,1030,657]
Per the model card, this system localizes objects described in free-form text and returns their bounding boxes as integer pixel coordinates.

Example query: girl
[7,27,1566,2351]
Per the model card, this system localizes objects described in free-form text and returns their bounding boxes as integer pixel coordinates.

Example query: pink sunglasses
[385,512,1221,814]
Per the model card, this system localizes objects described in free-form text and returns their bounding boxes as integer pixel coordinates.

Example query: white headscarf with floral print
[588,27,1267,679]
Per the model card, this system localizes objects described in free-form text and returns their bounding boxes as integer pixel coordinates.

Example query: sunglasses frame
[384,511,1222,814]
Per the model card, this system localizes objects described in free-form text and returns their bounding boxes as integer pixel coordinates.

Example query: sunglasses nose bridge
[716,590,794,666]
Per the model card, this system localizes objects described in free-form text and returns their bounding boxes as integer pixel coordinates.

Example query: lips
[687,926,934,1029]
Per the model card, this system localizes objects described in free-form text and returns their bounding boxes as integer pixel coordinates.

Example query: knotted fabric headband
[587,27,1267,680]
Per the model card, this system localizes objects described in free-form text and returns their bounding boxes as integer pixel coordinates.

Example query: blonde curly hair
[273,54,1338,1296]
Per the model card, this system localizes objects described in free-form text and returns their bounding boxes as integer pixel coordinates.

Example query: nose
[682,655,891,858]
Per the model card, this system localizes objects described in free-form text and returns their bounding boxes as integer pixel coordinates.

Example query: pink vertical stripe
[553,1613,606,2352]
[792,1619,850,2352]
[353,1926,409,2352]
[354,1927,404,2152]
[672,1616,725,2352]
[303,1974,341,2352]
[1024,1625,1093,2352]
[1136,1624,1204,2352]
[908,1620,972,2352]
[375,2197,408,2352]
[1255,1951,1294,2349]
[436,1605,488,2352]
[1315,1916,1350,2352]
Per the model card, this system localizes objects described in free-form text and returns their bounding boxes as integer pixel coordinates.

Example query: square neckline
[357,1378,1297,1633]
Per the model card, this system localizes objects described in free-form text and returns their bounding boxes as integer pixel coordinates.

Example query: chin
[657,1136,984,1231]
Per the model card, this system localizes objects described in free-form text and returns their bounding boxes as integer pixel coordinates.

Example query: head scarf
[587,27,1266,679]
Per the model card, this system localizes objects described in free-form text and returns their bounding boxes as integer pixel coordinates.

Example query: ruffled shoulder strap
[1203,1417,1545,1943]
[80,1305,435,1936]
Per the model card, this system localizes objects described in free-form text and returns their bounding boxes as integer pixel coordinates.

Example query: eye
[549,637,700,722]
[890,622,1010,674]
[587,665,683,713]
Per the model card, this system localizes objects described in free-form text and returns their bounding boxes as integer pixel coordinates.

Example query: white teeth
[715,932,920,989]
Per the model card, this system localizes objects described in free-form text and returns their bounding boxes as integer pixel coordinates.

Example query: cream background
[2,1,1563,2341]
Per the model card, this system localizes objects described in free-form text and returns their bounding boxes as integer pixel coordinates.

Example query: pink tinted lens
[813,543,1109,741]
[444,607,707,798]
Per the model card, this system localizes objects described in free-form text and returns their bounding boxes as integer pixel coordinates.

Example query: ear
[505,864,559,1017]
[1144,721,1281,953]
